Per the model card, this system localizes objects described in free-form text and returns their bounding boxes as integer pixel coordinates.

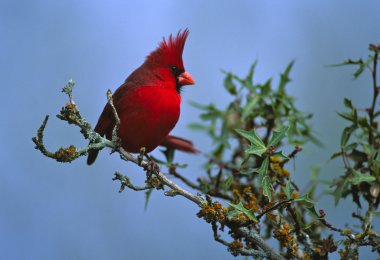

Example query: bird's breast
[116,86,181,153]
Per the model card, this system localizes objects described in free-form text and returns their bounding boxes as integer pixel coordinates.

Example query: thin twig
[212,222,267,258]
[286,205,301,235]
[368,44,379,145]
[170,167,234,201]
[280,146,302,166]
[32,81,298,260]
[106,89,121,148]
[256,199,292,221]
[117,147,205,206]
[112,172,153,192]
[319,218,350,237]
[237,227,286,260]
[169,167,201,190]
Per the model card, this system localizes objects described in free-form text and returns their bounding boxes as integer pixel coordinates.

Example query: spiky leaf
[229,202,258,222]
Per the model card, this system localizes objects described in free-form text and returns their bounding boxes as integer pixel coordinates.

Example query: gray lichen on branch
[33,46,380,258]
[31,79,288,259]
[32,115,82,163]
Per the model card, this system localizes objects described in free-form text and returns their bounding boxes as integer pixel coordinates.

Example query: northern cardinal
[87,29,198,165]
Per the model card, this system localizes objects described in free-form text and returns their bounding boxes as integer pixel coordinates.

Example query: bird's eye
[170,65,184,77]
[171,66,178,73]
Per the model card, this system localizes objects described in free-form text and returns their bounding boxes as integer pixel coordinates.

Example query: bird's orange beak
[178,71,195,86]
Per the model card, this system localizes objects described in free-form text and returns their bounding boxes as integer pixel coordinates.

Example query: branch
[212,222,267,258]
[368,44,379,145]
[32,80,292,259]
[256,199,292,221]
[112,172,153,192]
[236,227,286,260]
[280,145,303,167]
[169,167,201,190]
[106,89,121,146]
[169,167,234,201]
[117,147,205,206]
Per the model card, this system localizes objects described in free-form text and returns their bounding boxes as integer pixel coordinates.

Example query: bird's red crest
[146,29,189,68]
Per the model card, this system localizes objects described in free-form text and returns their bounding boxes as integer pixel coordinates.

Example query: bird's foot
[145,157,163,190]
[146,159,160,172]
[138,147,160,174]
[138,147,146,166]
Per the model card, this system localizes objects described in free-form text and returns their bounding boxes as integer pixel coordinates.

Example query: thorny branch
[33,48,380,258]
[211,221,268,258]
[368,44,379,145]
[32,82,286,259]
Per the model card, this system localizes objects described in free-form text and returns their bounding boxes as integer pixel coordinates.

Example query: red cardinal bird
[87,29,198,165]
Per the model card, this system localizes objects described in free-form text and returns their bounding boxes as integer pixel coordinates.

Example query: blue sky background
[1,1,380,259]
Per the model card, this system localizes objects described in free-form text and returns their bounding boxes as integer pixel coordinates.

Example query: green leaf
[332,178,349,206]
[244,60,258,87]
[293,193,315,204]
[144,188,154,211]
[227,209,241,218]
[242,95,259,120]
[272,151,289,160]
[278,61,294,92]
[294,207,306,229]
[239,168,257,175]
[337,112,354,122]
[246,145,267,157]
[235,128,267,156]
[262,176,272,201]
[329,58,362,67]
[373,153,380,176]
[344,142,359,151]
[341,125,357,148]
[343,98,353,109]
[285,181,295,199]
[149,156,167,165]
[162,148,175,164]
[374,110,380,118]
[235,128,265,147]
[357,116,369,128]
[189,101,218,112]
[308,166,320,198]
[362,144,375,156]
[254,157,269,181]
[331,151,343,160]
[305,205,322,219]
[223,175,233,190]
[372,211,380,218]
[349,149,368,163]
[62,79,75,95]
[329,57,372,79]
[188,123,210,131]
[353,58,372,79]
[260,78,272,95]
[223,73,238,95]
[350,172,376,185]
[268,126,290,147]
[228,202,258,222]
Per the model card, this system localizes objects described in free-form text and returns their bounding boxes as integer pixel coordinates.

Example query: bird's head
[145,29,195,92]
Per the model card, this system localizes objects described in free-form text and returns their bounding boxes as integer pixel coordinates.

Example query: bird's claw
[146,159,160,173]
[138,147,146,166]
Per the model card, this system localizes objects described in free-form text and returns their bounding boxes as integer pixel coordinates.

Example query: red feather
[160,135,200,154]
[87,29,196,165]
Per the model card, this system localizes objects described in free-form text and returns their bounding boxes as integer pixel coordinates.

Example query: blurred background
[1,1,380,259]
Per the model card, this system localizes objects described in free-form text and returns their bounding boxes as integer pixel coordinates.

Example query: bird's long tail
[160,135,200,154]
[87,148,99,165]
